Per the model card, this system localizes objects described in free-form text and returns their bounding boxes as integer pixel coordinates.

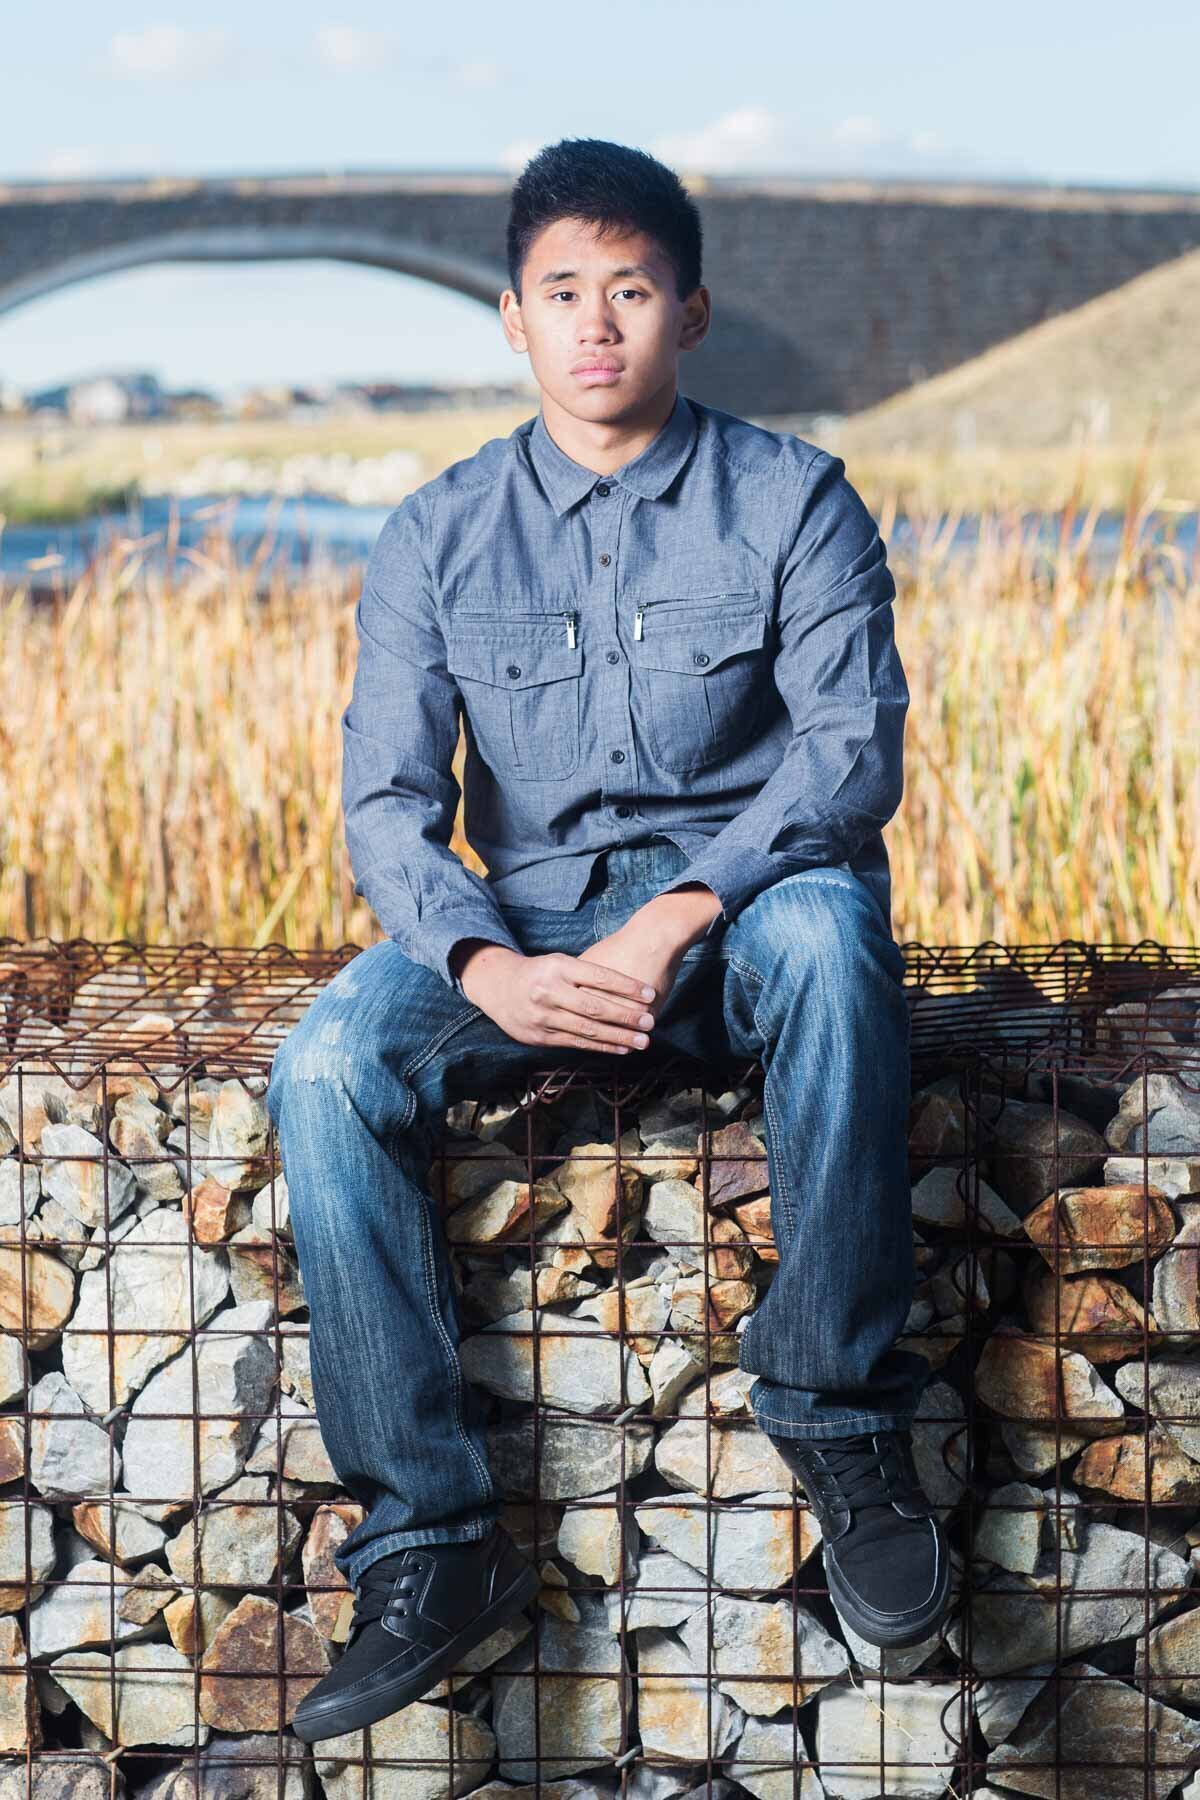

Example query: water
[2,491,1197,590]
[1,493,396,590]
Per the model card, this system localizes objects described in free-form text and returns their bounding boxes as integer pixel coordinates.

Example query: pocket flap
[446,632,582,689]
[635,610,767,675]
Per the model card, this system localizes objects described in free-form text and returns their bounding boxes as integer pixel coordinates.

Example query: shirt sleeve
[340,490,524,994]
[654,448,909,933]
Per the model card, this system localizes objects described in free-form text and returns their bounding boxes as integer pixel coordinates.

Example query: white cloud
[101,24,231,80]
[832,114,887,149]
[312,24,398,71]
[499,138,545,173]
[646,105,1021,181]
[652,106,788,172]
[37,144,167,179]
[312,33,506,86]
[450,59,504,90]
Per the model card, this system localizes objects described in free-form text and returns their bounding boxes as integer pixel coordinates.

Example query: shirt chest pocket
[444,625,583,781]
[632,607,769,773]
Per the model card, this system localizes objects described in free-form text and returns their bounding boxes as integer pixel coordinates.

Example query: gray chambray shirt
[341,387,909,996]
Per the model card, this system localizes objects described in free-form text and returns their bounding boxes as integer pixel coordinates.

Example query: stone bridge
[2,169,1199,414]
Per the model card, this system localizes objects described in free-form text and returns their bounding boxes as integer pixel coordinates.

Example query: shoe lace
[809,1431,925,1525]
[347,1558,418,1646]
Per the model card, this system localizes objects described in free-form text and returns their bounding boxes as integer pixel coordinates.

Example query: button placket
[592,487,635,825]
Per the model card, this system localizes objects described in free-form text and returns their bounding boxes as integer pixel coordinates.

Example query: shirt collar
[526,388,699,517]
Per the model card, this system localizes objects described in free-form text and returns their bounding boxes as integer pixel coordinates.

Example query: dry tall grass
[1,484,1196,952]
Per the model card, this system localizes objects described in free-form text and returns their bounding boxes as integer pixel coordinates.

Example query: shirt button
[609,749,625,763]
[595,483,610,496]
[506,663,521,678]
[605,650,620,664]
[693,651,709,666]
[615,803,633,818]
[599,553,611,566]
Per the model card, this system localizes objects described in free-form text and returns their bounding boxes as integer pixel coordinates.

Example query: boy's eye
[549,288,644,302]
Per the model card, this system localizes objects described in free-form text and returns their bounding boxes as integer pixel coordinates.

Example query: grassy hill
[837,242,1200,453]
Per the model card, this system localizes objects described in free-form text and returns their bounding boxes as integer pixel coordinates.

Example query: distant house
[169,387,223,421]
[28,370,170,425]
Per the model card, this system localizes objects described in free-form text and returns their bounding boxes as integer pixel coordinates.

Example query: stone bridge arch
[0,224,508,321]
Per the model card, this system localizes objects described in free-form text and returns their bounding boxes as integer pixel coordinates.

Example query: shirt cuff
[655,847,792,935]
[394,907,524,996]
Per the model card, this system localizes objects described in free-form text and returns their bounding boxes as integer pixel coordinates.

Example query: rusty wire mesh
[0,936,1198,1797]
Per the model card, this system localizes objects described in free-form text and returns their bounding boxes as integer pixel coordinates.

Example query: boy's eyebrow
[536,263,659,286]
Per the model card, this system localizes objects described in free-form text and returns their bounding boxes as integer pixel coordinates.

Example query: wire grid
[0,936,1197,1795]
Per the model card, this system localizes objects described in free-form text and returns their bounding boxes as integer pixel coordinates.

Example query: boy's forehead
[527,217,667,275]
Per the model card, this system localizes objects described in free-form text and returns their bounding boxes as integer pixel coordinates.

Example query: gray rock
[27,1557,143,1657]
[0,1754,120,1798]
[815,1677,967,1799]
[121,1300,276,1500]
[63,1206,231,1410]
[1106,1071,1200,1156]
[949,1520,1191,1674]
[678,1596,848,1715]
[634,1490,820,1591]
[48,1641,210,1748]
[138,1730,312,1797]
[1152,1201,1200,1344]
[987,1659,1200,1799]
[486,1416,655,1501]
[635,1625,743,1765]
[727,1716,826,1798]
[460,1308,650,1414]
[492,1611,629,1781]
[1105,1154,1200,1199]
[0,1160,39,1227]
[28,1371,119,1498]
[971,1664,1053,1746]
[39,1123,137,1230]
[1114,1358,1200,1461]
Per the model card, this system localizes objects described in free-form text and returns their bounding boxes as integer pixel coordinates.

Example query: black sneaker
[292,1522,541,1744]
[764,1427,952,1649]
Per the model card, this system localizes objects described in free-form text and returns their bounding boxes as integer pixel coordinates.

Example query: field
[1,424,1195,951]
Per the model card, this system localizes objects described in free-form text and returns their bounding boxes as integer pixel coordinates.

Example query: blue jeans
[265,839,927,1587]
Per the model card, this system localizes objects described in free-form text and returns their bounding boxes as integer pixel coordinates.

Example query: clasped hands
[451,884,722,1054]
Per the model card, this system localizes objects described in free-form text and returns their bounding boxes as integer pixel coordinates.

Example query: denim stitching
[414,1184,494,1503]
[719,950,780,1378]
[761,1075,797,1246]
[755,1410,915,1429]
[395,1000,494,1501]
[396,1003,485,1133]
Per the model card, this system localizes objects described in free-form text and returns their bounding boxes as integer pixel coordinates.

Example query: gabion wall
[0,938,1197,1798]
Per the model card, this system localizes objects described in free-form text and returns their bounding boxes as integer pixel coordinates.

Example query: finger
[556,978,656,1032]
[542,1011,651,1052]
[567,957,656,1005]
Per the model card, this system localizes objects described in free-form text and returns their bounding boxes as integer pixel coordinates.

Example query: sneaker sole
[823,1538,953,1650]
[291,1558,542,1744]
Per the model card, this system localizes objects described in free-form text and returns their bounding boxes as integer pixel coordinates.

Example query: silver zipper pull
[564,610,578,649]
[634,606,644,641]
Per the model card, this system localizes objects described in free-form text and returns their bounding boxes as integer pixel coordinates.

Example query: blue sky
[3,2,1198,394]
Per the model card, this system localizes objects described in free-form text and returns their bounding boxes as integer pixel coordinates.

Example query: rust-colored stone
[1023,1264,1157,1362]
[1024,1184,1175,1273]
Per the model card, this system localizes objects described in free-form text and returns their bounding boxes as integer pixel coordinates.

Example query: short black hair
[506,137,703,304]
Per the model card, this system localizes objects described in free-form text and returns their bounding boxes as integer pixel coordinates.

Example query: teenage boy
[269,135,951,1747]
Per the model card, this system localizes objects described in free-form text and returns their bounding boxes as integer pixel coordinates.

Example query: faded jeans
[264,839,927,1587]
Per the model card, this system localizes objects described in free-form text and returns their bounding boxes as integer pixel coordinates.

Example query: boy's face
[500,214,708,422]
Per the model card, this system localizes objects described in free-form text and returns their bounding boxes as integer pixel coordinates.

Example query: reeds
[1,486,1196,951]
